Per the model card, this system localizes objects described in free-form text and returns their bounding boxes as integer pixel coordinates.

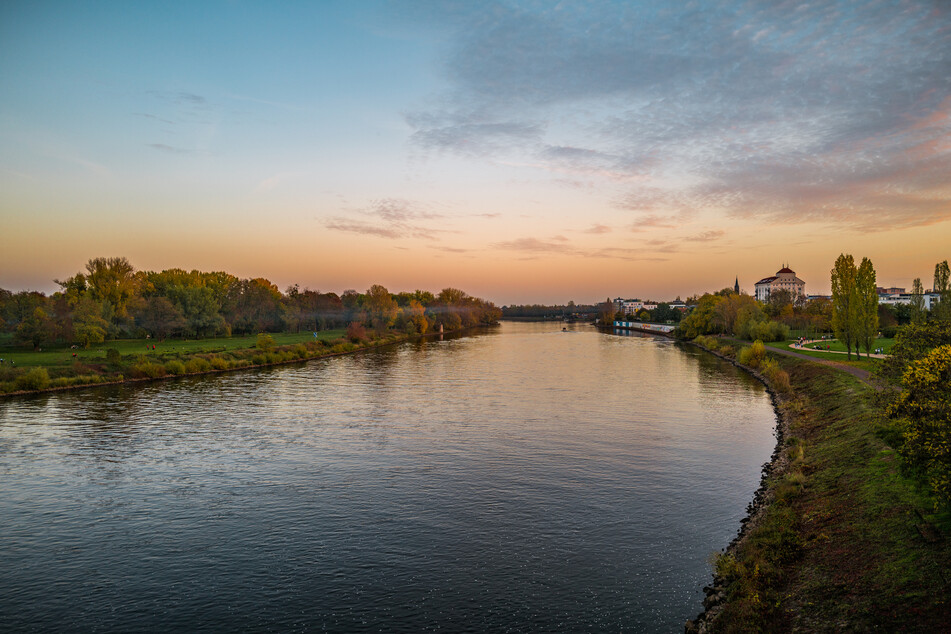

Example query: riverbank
[0,326,487,398]
[685,337,950,631]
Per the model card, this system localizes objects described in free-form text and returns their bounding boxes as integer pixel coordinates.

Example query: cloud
[147,143,189,154]
[403,1,951,232]
[325,197,449,240]
[685,230,725,242]
[493,237,574,253]
[584,224,612,234]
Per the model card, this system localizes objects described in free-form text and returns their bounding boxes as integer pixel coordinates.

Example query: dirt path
[716,336,877,386]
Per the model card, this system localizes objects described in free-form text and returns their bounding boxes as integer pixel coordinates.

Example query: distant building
[734,276,740,294]
[878,291,941,311]
[754,266,805,302]
[877,286,905,294]
[613,297,658,315]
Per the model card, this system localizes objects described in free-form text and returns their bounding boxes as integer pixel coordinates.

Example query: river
[0,321,776,632]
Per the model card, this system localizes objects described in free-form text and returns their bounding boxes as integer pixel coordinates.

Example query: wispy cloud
[148,143,190,154]
[325,198,449,241]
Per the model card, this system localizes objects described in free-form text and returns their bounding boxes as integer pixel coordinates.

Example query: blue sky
[2,0,949,303]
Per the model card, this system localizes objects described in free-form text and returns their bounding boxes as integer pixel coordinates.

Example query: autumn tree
[365,284,398,331]
[831,254,857,360]
[855,257,879,357]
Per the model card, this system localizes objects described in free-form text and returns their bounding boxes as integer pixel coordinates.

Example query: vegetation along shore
[680,304,950,628]
[0,257,501,396]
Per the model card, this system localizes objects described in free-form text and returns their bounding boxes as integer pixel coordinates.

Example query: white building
[613,298,658,315]
[754,266,806,302]
[878,292,942,311]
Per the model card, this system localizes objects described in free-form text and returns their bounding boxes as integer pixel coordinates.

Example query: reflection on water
[0,322,775,631]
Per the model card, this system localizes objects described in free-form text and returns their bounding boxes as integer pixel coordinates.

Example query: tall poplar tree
[855,257,878,357]
[934,260,951,321]
[831,254,857,360]
[911,278,926,324]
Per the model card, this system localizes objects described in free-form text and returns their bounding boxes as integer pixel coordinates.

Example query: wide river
[0,321,776,632]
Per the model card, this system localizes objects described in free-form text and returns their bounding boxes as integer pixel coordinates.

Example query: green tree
[855,257,879,357]
[911,277,926,324]
[72,297,109,348]
[934,260,951,321]
[15,306,54,350]
[84,257,137,326]
[677,294,724,339]
[887,344,951,504]
[831,254,857,360]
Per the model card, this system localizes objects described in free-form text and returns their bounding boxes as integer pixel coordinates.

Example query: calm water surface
[0,322,776,632]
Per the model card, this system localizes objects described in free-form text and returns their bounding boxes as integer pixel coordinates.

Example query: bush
[185,358,211,373]
[738,340,767,368]
[346,321,367,343]
[165,360,186,375]
[693,335,720,350]
[210,357,229,370]
[16,367,50,391]
[719,345,735,358]
[133,363,166,379]
[881,325,898,338]
[256,333,274,351]
[106,348,121,365]
[761,359,791,393]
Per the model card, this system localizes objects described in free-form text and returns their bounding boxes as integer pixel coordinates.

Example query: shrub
[106,348,121,365]
[761,359,791,393]
[185,358,211,373]
[210,357,229,370]
[16,367,50,391]
[133,363,166,379]
[251,354,267,365]
[346,321,367,343]
[719,345,735,358]
[256,333,274,351]
[693,335,720,350]
[738,340,767,368]
[165,360,186,375]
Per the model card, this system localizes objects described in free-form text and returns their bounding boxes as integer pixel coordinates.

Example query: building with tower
[754,266,805,302]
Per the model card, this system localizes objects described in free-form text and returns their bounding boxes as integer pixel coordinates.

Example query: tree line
[1,257,502,350]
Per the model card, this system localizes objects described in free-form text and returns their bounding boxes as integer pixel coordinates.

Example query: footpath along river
[0,321,776,631]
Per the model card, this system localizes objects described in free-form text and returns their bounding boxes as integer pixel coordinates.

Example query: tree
[365,284,398,331]
[72,297,109,348]
[911,278,926,324]
[855,257,878,357]
[84,257,137,326]
[714,293,758,335]
[598,298,615,325]
[831,254,857,360]
[887,344,951,504]
[676,294,724,339]
[134,296,186,339]
[934,260,951,321]
[15,306,54,350]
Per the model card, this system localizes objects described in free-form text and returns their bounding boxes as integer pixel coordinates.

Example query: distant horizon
[3,2,949,305]
[4,255,944,307]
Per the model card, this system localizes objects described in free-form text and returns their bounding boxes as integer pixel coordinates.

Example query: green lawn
[795,336,895,354]
[0,330,345,369]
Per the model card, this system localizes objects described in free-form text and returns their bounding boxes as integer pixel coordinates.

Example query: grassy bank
[688,338,950,631]
[0,329,410,395]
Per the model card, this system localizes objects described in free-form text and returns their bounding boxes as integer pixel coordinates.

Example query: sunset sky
[2,1,950,304]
